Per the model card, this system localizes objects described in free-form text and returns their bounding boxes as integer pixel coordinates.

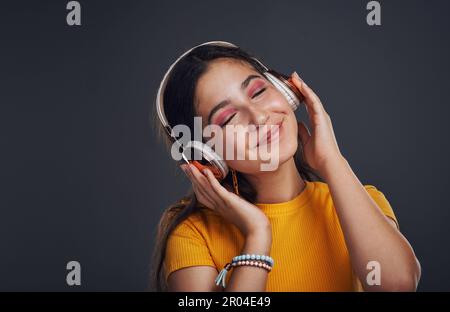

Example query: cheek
[267,88,292,111]
[281,113,300,153]
[285,111,298,135]
[221,128,262,173]
[221,127,248,160]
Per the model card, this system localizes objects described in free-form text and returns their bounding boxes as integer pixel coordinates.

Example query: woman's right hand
[180,163,272,239]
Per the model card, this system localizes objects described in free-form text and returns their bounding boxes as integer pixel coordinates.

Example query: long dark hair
[149,43,323,291]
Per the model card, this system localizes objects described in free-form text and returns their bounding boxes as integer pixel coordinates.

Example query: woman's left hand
[290,72,344,175]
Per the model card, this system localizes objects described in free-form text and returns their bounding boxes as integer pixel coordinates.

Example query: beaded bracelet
[215,254,274,288]
[232,254,274,267]
[232,260,272,271]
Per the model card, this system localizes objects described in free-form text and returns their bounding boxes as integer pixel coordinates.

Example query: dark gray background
[1,0,449,291]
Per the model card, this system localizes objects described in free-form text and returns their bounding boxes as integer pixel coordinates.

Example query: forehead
[194,58,259,115]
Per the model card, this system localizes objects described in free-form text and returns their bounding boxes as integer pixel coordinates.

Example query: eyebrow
[207,74,262,125]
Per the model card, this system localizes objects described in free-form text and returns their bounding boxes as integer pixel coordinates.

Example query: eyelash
[219,87,267,127]
[252,87,266,98]
[220,113,236,127]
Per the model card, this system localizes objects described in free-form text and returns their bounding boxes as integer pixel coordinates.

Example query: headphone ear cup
[263,70,304,111]
[184,141,229,180]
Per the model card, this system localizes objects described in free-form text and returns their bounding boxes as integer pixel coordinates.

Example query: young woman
[150,42,421,292]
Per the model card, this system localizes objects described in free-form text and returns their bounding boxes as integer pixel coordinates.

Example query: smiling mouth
[256,117,284,147]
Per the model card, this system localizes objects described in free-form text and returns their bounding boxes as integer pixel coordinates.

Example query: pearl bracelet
[232,254,274,267]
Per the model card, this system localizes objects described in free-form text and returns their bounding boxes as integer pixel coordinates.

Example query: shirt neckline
[255,180,315,217]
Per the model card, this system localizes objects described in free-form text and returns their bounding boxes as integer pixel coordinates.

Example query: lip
[256,118,284,147]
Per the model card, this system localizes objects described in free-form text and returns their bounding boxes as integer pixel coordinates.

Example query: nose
[247,105,269,126]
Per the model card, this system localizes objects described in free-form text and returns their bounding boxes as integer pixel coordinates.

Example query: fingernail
[183,164,191,172]
[293,71,302,81]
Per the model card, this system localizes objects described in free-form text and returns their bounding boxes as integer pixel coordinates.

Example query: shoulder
[168,206,220,239]
[164,209,218,283]
[307,180,334,204]
[309,180,398,228]
[309,180,389,198]
[362,184,389,198]
[309,180,331,193]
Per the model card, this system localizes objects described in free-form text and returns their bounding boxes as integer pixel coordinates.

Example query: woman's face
[194,58,299,175]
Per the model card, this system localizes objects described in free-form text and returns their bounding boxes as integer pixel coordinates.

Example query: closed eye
[220,113,237,127]
[252,88,266,98]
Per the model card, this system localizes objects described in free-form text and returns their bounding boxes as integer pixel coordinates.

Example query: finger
[188,164,223,204]
[199,169,227,204]
[202,167,231,200]
[191,183,215,209]
[298,121,311,147]
[189,164,216,191]
[291,72,326,116]
[181,164,194,182]
[183,165,216,206]
[180,163,188,175]
[189,174,217,209]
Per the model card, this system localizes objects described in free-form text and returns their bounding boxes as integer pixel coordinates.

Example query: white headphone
[155,41,304,180]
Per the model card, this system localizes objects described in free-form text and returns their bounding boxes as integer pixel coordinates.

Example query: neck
[244,157,306,204]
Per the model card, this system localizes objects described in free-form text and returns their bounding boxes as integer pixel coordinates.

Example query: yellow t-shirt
[163,180,398,291]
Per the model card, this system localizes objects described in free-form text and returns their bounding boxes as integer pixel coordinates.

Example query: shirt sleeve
[163,219,217,283]
[364,184,399,230]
